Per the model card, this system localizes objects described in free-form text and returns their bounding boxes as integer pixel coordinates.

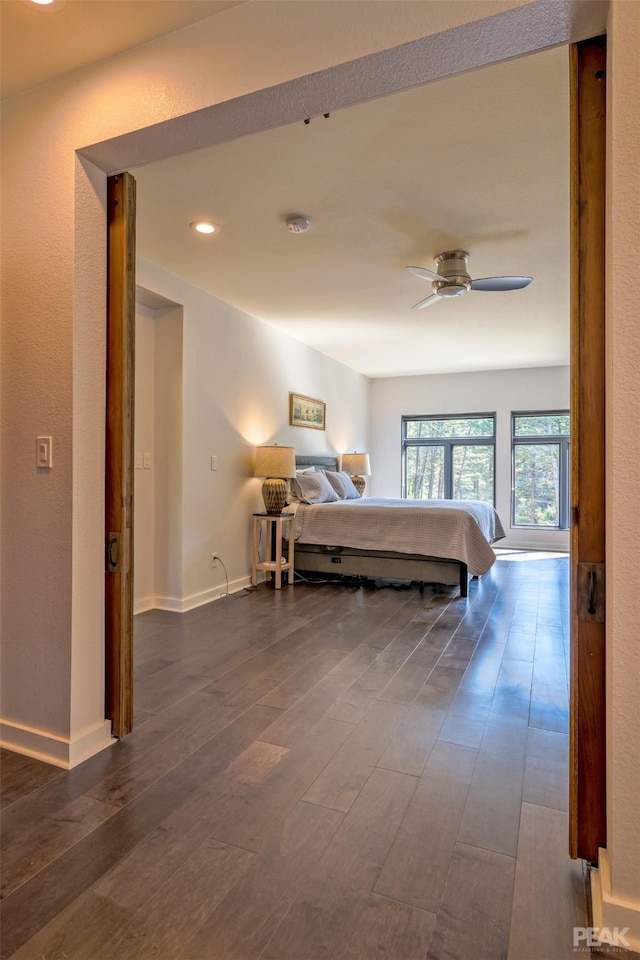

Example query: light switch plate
[37,436,53,469]
[210,455,218,471]
[135,453,143,469]
[143,452,152,469]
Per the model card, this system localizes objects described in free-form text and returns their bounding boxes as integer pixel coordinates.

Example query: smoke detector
[286,215,310,234]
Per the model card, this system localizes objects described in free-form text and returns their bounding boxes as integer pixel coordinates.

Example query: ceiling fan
[407,250,532,309]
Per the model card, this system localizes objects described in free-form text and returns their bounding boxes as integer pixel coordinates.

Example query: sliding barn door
[569,37,606,864]
[105,172,136,738]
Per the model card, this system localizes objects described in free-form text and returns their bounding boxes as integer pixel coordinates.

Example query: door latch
[106,532,121,573]
[577,562,605,622]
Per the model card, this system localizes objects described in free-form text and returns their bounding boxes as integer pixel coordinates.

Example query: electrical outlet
[210,553,220,567]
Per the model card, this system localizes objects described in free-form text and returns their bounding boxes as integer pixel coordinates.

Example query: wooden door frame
[569,36,607,863]
[105,172,136,738]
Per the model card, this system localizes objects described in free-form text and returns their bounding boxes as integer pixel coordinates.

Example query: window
[512,412,570,528]
[402,414,496,503]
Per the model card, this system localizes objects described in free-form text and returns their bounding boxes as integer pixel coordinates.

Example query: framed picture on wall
[289,393,326,430]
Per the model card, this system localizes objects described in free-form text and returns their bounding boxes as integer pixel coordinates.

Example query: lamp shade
[254,444,296,479]
[341,452,371,477]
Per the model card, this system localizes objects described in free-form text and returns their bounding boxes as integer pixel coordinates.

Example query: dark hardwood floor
[1,554,607,959]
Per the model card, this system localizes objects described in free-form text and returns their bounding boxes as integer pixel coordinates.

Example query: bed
[290,456,505,598]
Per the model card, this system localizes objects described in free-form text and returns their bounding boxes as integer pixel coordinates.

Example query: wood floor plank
[100,838,254,959]
[201,743,288,809]
[455,591,498,639]
[201,608,349,699]
[258,638,393,748]
[523,726,569,812]
[376,627,449,705]
[457,719,527,858]
[427,841,516,960]
[303,699,408,812]
[375,741,478,912]
[1,747,126,849]
[261,766,418,960]
[486,657,534,724]
[0,763,207,958]
[258,646,357,710]
[202,716,353,851]
[529,645,569,734]
[319,618,445,728]
[179,800,343,960]
[508,803,587,960]
[437,710,486,748]
[134,667,221,715]
[92,781,259,914]
[435,634,478,671]
[340,892,436,960]
[377,665,465,776]
[1,794,118,899]
[9,890,133,960]
[133,656,175,683]
[457,638,506,698]
[86,697,280,809]
[0,750,61,808]
[503,631,536,662]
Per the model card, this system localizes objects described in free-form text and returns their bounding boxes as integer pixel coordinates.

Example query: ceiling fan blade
[470,276,533,292]
[407,265,446,282]
[411,294,441,310]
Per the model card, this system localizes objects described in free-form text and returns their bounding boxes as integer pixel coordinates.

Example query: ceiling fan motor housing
[433,251,472,297]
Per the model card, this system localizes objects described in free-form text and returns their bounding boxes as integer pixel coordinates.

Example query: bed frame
[293,456,469,597]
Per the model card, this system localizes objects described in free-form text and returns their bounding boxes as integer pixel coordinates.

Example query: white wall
[138,258,369,610]
[133,303,184,613]
[134,305,156,610]
[153,307,184,606]
[370,366,570,550]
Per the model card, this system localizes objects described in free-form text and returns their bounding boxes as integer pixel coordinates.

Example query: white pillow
[321,470,361,500]
[288,466,316,502]
[291,472,340,504]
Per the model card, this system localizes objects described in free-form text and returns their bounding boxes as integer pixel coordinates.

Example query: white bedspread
[293,498,505,576]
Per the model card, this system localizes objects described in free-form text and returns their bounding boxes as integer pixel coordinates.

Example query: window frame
[511,410,570,530]
[401,412,497,504]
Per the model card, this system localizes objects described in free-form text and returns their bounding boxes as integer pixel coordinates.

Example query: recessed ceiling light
[27,0,67,9]
[190,221,219,235]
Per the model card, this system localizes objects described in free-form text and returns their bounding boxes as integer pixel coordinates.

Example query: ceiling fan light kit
[407,250,532,309]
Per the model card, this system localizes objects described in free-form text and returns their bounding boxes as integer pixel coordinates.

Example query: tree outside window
[512,412,570,528]
[402,415,495,503]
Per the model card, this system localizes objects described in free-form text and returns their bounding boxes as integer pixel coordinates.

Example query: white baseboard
[137,574,256,615]
[497,540,570,553]
[0,718,115,770]
[591,848,640,952]
[134,596,156,615]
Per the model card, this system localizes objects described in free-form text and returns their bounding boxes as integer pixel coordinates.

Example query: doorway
[104,28,604,864]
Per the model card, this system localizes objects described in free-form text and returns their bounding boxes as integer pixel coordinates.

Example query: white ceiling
[1,0,570,380]
[0,0,247,100]
[132,45,570,379]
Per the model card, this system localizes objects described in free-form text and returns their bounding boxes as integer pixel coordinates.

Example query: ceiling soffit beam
[80,0,607,175]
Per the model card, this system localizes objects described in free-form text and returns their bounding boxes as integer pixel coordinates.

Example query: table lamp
[254,444,296,514]
[341,452,371,496]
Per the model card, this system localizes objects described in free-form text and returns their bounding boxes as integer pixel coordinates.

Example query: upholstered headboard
[296,455,339,472]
